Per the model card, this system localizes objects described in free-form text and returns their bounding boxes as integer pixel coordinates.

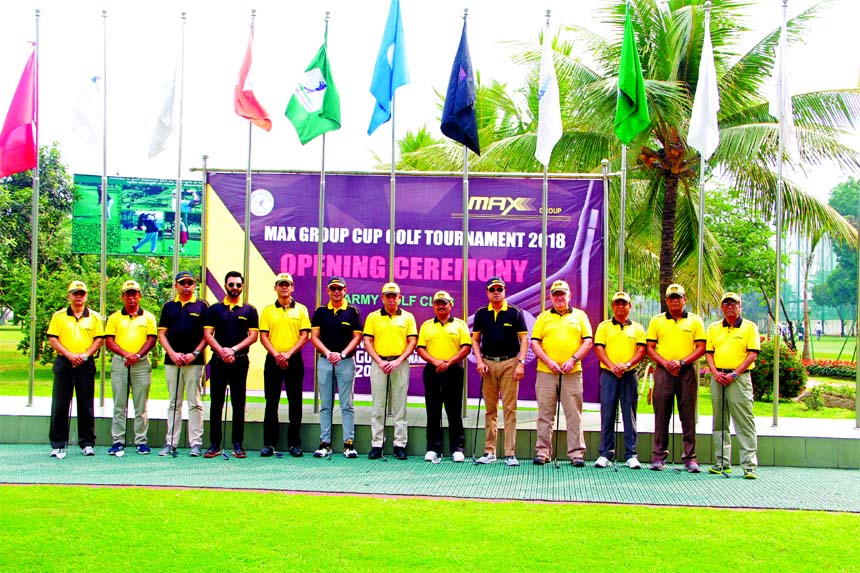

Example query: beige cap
[381,282,401,295]
[432,291,454,304]
[550,280,570,294]
[611,291,631,303]
[121,280,142,293]
[666,283,686,297]
[67,280,88,293]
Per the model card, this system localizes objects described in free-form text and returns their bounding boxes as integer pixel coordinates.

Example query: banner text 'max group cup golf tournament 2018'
[72,174,203,257]
[207,172,605,401]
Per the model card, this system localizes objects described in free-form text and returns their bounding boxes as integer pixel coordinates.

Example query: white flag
[71,75,102,146]
[687,10,720,161]
[769,17,800,163]
[535,21,561,167]
[148,65,177,158]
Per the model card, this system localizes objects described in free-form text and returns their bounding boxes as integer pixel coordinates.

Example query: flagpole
[99,9,108,407]
[601,159,610,321]
[313,12,332,414]
[772,0,788,427]
[172,12,187,278]
[388,97,396,282]
[618,145,627,291]
[26,11,40,407]
[200,154,209,301]
[242,10,256,304]
[695,2,712,324]
[460,9,471,416]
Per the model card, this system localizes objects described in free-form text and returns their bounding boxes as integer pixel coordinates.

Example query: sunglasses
[488,287,504,293]
[329,286,344,292]
[277,281,293,287]
[178,280,195,287]
[70,290,86,296]
[227,282,243,288]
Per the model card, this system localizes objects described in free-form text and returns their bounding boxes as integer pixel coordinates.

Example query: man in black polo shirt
[310,276,363,458]
[202,271,259,459]
[471,277,529,466]
[157,270,209,457]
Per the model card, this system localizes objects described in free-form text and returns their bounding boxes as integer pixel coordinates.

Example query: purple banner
[207,172,604,402]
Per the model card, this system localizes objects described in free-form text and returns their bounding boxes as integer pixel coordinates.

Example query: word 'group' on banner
[205,172,604,401]
[72,174,203,257]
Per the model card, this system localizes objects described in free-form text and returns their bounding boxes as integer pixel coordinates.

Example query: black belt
[379,355,400,361]
[717,368,744,374]
[484,355,515,362]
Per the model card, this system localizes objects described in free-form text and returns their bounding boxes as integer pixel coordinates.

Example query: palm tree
[398,0,860,306]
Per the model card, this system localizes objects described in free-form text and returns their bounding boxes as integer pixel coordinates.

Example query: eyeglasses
[277,281,292,287]
[227,282,243,288]
[178,280,195,287]
[488,287,504,293]
[721,301,739,307]
[329,286,344,292]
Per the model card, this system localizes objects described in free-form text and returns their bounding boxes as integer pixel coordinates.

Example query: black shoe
[533,455,546,465]
[368,447,383,460]
[289,446,303,458]
[260,446,274,457]
[393,446,408,460]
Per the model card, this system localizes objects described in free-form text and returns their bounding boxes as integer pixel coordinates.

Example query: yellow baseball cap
[381,282,401,295]
[611,291,631,303]
[67,280,88,293]
[721,292,741,304]
[666,283,686,297]
[432,291,453,304]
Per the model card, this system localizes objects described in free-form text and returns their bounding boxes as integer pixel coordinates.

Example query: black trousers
[263,354,305,448]
[208,356,249,448]
[422,363,465,455]
[49,357,97,449]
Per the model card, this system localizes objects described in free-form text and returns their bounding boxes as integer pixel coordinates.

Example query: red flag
[0,49,37,178]
[234,31,271,131]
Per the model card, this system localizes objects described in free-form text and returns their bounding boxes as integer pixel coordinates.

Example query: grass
[1,325,855,418]
[1,485,859,572]
[805,335,858,361]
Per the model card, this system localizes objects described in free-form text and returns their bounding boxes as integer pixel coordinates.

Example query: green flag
[614,6,649,144]
[286,38,341,145]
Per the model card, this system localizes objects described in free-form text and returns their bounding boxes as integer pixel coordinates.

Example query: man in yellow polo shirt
[416,291,472,463]
[46,280,104,458]
[259,272,311,458]
[646,283,706,472]
[362,282,418,460]
[705,292,761,479]
[105,280,158,455]
[593,291,646,469]
[530,280,593,466]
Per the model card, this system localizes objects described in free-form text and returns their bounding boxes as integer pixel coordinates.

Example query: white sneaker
[424,451,440,463]
[452,451,465,463]
[594,455,610,468]
[504,455,520,466]
[475,453,497,464]
[50,448,66,459]
[313,443,332,458]
[82,446,95,456]
[626,456,642,469]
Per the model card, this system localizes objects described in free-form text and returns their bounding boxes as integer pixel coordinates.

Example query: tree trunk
[801,249,814,360]
[659,174,679,312]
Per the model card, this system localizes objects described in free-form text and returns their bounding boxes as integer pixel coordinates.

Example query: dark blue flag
[441,20,479,155]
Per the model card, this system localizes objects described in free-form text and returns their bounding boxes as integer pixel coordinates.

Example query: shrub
[802,386,824,411]
[804,359,856,379]
[751,340,808,400]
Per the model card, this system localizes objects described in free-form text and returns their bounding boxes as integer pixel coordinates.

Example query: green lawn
[804,334,858,361]
[1,325,855,418]
[1,486,858,571]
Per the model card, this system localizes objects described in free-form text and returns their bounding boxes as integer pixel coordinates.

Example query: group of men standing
[46,273,761,478]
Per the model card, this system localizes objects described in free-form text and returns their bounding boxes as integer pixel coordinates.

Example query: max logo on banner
[469,196,535,216]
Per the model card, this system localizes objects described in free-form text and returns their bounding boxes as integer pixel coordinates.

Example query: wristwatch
[679,359,686,367]
[730,372,738,380]
[518,358,526,365]
[571,355,579,363]
[192,350,200,358]
[625,362,632,369]
[340,352,346,359]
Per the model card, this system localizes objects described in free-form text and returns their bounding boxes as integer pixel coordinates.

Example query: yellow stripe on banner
[204,182,277,391]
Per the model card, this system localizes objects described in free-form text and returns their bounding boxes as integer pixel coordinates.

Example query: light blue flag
[368,0,409,135]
